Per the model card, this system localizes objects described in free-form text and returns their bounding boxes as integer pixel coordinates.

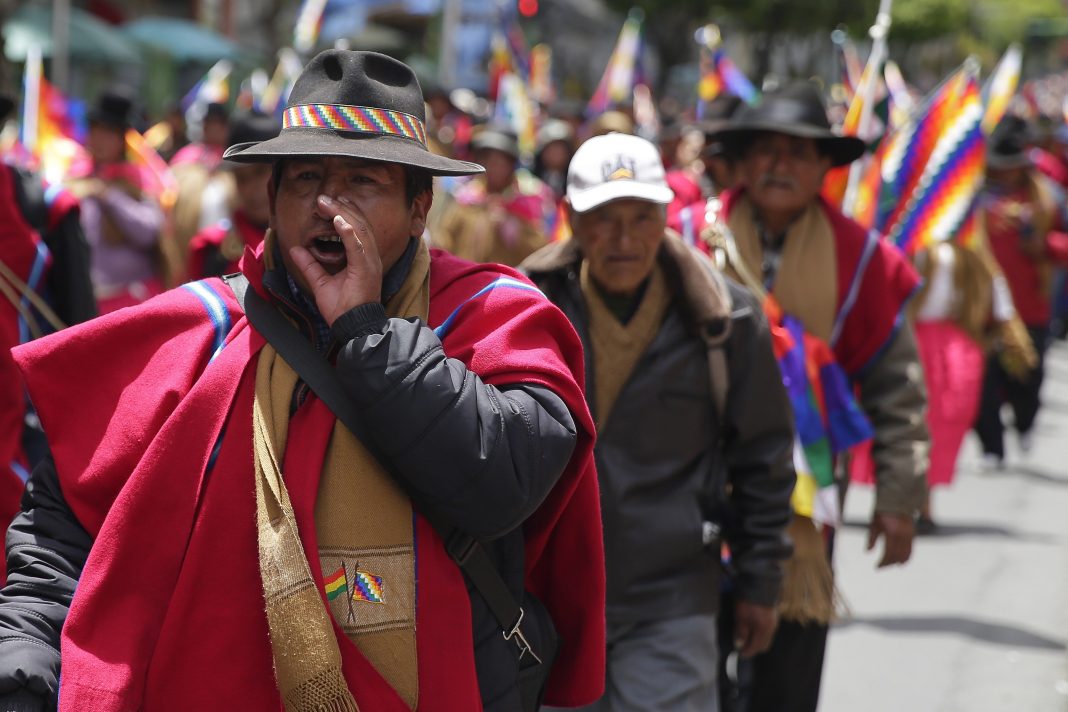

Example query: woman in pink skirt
[910,239,1034,532]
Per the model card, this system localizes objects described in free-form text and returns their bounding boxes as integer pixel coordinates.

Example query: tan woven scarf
[254,241,430,712]
[726,197,841,625]
[580,259,670,430]
[727,195,839,342]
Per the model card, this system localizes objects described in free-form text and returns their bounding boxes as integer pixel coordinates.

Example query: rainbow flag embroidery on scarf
[768,300,873,526]
[351,570,385,604]
[323,567,348,601]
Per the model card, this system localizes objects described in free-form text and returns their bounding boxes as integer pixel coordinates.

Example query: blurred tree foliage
[604,0,1065,78]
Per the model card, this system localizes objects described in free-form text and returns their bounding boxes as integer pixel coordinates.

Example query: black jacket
[522,235,795,623]
[0,251,579,712]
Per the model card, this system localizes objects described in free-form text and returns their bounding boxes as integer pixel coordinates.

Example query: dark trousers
[746,620,829,712]
[719,523,839,712]
[975,326,1050,458]
[719,606,828,712]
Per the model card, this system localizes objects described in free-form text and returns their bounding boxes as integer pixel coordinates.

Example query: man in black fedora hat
[709,81,929,712]
[0,50,605,712]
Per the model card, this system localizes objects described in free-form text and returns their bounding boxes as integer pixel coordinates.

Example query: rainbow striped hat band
[282,103,428,148]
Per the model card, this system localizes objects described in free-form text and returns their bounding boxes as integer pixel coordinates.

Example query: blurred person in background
[907,232,1035,531]
[975,115,1068,467]
[433,126,555,267]
[424,80,474,161]
[150,104,190,164]
[586,110,634,139]
[533,119,576,202]
[170,101,229,171]
[666,96,742,251]
[67,88,165,313]
[187,110,280,279]
[169,102,235,274]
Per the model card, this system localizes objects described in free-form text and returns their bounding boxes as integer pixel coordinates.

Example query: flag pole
[342,561,356,624]
[21,45,42,156]
[842,0,893,218]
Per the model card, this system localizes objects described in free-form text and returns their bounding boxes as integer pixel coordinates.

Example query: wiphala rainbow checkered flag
[874,61,985,255]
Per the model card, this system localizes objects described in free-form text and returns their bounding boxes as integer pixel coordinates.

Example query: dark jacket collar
[521,231,733,327]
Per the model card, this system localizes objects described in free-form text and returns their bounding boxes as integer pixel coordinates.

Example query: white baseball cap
[566,132,675,213]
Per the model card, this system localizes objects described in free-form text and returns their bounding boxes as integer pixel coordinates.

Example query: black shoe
[916,515,937,535]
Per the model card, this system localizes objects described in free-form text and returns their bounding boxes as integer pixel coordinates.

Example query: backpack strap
[702,311,731,425]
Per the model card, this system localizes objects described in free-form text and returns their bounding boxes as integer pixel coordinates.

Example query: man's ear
[409,189,433,237]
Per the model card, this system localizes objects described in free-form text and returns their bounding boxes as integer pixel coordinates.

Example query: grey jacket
[522,235,795,624]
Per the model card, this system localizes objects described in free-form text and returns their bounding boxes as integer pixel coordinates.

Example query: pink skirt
[916,320,985,487]
[849,320,984,488]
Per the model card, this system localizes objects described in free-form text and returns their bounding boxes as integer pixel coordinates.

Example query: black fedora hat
[987,115,1033,170]
[204,102,229,123]
[710,82,865,167]
[223,50,483,177]
[89,87,137,131]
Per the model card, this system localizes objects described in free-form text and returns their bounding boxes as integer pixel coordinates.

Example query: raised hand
[288,194,384,326]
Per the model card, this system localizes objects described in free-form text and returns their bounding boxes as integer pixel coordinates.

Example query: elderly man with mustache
[709,82,929,712]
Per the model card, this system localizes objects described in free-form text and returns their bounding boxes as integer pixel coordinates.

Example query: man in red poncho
[1,50,605,712]
[707,82,929,712]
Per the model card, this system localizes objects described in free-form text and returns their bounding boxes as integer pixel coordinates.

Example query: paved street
[822,340,1068,712]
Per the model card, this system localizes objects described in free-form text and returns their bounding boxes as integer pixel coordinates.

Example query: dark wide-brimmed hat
[987,115,1033,170]
[223,50,483,176]
[699,95,744,158]
[710,82,865,167]
[204,102,229,123]
[89,88,137,131]
[470,125,520,161]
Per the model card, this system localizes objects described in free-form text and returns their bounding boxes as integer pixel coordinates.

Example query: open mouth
[308,234,346,266]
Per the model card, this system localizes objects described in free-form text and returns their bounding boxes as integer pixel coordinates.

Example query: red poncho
[720,189,920,376]
[14,246,605,710]
[0,166,79,581]
[0,166,48,535]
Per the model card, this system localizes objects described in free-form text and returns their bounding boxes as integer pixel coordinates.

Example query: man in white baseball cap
[522,133,795,711]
